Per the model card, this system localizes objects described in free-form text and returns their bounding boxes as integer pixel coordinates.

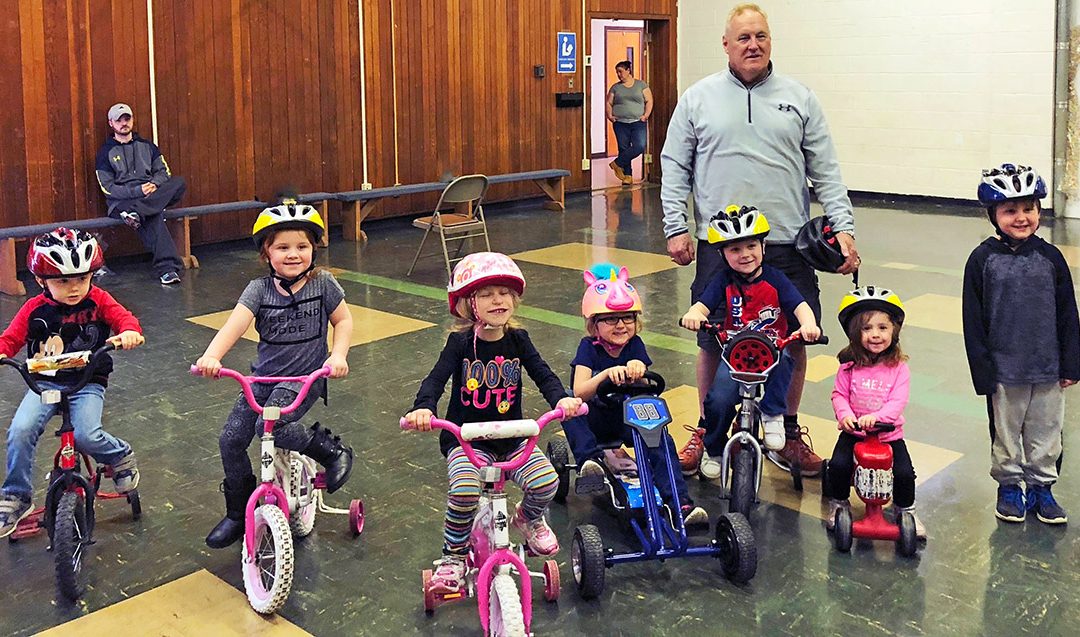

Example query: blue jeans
[2,383,129,500]
[702,351,794,457]
[612,120,647,177]
[561,401,691,506]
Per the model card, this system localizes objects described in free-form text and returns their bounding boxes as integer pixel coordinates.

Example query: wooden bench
[0,200,262,296]
[308,169,570,242]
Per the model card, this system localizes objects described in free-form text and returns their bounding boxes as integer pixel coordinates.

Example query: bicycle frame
[402,404,583,635]
[190,365,331,561]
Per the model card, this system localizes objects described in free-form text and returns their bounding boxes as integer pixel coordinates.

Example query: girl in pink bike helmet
[403,252,581,595]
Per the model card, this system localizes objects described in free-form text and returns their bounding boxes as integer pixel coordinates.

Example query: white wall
[677,0,1056,201]
[590,19,644,155]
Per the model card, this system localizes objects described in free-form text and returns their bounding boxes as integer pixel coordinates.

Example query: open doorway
[589,19,645,190]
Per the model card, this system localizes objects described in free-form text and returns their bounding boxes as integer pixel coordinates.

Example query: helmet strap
[268,260,315,301]
[591,336,624,357]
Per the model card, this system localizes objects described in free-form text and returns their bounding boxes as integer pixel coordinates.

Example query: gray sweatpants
[989,382,1064,487]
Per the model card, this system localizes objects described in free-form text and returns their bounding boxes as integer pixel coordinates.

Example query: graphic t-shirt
[698,264,805,337]
[238,271,345,377]
[411,329,569,456]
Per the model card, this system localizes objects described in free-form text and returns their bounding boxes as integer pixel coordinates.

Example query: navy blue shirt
[570,336,653,409]
[698,264,804,336]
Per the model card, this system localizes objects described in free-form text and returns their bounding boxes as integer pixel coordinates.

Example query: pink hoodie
[831,361,910,443]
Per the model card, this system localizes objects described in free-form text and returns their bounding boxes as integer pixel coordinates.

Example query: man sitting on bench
[94,103,186,285]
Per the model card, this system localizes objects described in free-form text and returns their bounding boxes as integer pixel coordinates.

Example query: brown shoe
[765,427,823,476]
[621,175,634,185]
[677,425,706,476]
[609,160,626,181]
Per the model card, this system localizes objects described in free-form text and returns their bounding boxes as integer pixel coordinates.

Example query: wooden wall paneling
[20,0,51,226]
[70,0,95,222]
[43,1,74,223]
[0,7,27,229]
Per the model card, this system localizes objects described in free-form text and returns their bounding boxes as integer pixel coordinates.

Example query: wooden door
[604,27,643,157]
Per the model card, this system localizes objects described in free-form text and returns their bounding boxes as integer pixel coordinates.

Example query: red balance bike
[191,364,364,614]
[1,344,140,600]
[824,423,919,558]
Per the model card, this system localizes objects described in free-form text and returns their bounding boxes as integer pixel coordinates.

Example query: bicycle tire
[54,491,88,600]
[488,571,527,637]
[572,524,606,599]
[242,504,295,614]
[729,447,755,518]
[288,457,317,538]
[547,438,571,503]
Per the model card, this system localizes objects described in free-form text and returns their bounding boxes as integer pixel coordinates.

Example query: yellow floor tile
[902,293,963,334]
[1058,244,1080,269]
[187,303,435,348]
[510,242,677,276]
[38,570,310,636]
[805,354,839,383]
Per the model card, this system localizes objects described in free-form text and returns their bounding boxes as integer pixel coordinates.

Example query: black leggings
[218,381,321,483]
[824,432,916,508]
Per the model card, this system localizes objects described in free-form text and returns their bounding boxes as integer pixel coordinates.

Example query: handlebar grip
[190,365,200,376]
[817,335,830,346]
[399,417,413,430]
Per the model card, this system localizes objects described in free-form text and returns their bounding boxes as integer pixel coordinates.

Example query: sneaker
[429,554,467,594]
[110,451,140,493]
[825,498,850,531]
[766,427,823,476]
[681,504,710,529]
[621,175,633,186]
[0,495,33,539]
[603,448,637,474]
[159,271,181,285]
[995,484,1026,523]
[677,425,706,476]
[1026,484,1067,525]
[699,451,723,480]
[511,507,559,556]
[119,210,142,230]
[609,160,626,181]
[575,458,607,494]
[895,505,928,540]
[761,414,786,451]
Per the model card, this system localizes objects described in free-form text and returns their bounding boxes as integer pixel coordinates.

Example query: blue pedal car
[548,372,757,599]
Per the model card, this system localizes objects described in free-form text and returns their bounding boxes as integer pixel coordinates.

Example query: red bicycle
[1,344,140,600]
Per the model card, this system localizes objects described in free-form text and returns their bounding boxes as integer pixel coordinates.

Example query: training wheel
[349,499,365,536]
[422,569,436,614]
[543,559,560,602]
[128,489,142,519]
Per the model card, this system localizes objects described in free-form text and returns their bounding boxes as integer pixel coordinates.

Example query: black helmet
[795,216,845,273]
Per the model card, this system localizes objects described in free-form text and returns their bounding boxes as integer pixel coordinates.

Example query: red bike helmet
[27,228,105,278]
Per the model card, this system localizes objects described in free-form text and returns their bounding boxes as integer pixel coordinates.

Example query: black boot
[205,474,256,549]
[302,422,354,494]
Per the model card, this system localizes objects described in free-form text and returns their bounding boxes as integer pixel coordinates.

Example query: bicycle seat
[460,419,540,441]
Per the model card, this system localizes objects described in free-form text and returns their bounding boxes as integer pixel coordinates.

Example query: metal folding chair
[406,174,491,278]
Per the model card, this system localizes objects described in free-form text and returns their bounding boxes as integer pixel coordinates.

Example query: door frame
[602,26,644,158]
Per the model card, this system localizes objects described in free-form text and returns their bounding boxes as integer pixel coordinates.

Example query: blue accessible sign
[557,31,577,74]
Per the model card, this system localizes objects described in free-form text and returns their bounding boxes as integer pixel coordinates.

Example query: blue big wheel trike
[547,371,756,599]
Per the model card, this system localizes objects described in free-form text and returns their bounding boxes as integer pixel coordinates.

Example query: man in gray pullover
[661,3,859,477]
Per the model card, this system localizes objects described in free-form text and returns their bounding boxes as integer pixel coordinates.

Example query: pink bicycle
[400,403,587,637]
[191,364,364,614]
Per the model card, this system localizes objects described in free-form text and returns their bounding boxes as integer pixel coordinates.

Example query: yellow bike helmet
[837,286,905,332]
[252,199,326,248]
[706,205,771,246]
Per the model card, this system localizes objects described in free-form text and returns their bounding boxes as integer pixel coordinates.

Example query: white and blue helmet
[977,164,1046,206]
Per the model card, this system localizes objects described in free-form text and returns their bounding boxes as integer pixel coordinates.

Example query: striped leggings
[443,442,558,555]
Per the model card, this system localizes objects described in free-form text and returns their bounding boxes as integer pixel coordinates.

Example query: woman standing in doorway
[606,60,653,185]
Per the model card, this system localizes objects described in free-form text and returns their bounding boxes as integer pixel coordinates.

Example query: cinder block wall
[677,0,1055,200]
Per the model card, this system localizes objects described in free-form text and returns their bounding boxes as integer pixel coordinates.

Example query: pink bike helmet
[27,228,105,278]
[447,252,526,317]
[581,263,642,319]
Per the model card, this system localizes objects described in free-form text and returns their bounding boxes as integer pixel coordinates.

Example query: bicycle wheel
[729,447,755,518]
[715,512,757,584]
[288,457,317,538]
[547,438,571,503]
[242,504,295,614]
[488,571,527,637]
[571,524,605,600]
[54,491,89,600]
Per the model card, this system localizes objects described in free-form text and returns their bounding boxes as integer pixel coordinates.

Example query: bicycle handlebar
[190,364,332,417]
[1,343,117,397]
[686,322,829,348]
[400,403,589,473]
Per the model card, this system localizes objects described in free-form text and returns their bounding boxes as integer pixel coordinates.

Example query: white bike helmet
[706,205,771,246]
[977,164,1046,206]
[27,228,105,278]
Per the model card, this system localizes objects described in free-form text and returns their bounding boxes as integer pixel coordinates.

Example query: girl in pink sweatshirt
[825,287,924,540]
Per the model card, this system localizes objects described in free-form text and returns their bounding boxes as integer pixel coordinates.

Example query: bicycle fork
[719,392,764,495]
[244,407,291,561]
[474,467,533,635]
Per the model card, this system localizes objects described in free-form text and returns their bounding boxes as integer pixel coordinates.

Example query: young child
[562,264,708,527]
[825,286,924,539]
[196,201,355,549]
[963,163,1079,524]
[679,205,821,480]
[403,252,581,595]
[0,229,143,538]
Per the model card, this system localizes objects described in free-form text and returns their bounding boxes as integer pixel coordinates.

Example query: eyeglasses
[596,314,637,326]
